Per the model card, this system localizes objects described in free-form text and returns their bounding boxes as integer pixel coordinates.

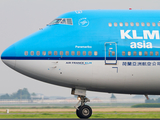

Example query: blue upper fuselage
[2,10,160,60]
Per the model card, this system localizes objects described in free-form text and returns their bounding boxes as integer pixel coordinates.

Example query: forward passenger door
[105,42,117,65]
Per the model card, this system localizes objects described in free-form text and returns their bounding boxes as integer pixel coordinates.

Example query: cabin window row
[24,51,98,56]
[122,51,159,56]
[108,22,160,27]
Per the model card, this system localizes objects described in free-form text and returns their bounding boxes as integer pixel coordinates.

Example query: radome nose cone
[1,44,16,69]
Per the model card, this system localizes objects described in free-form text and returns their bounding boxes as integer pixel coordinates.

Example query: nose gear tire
[76,105,92,119]
[76,106,81,118]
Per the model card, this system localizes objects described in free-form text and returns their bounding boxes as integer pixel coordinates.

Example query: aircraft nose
[1,44,16,69]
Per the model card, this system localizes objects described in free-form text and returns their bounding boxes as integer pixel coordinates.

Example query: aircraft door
[105,42,117,65]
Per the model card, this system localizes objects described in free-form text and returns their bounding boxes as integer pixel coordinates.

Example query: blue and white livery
[2,10,160,118]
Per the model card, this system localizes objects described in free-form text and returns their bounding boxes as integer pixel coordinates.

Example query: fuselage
[2,10,160,95]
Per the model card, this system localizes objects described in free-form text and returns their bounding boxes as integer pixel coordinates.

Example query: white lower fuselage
[3,59,160,95]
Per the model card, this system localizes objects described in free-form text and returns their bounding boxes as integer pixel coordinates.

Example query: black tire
[77,105,92,119]
[76,106,81,118]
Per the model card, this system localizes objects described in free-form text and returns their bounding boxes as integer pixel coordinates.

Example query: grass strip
[132,103,160,108]
[0,112,160,118]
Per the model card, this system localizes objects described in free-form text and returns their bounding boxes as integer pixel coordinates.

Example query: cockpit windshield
[48,18,73,25]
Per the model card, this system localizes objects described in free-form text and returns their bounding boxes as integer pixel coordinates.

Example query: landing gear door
[105,42,117,65]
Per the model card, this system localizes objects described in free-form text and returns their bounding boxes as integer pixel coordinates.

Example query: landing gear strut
[75,95,92,119]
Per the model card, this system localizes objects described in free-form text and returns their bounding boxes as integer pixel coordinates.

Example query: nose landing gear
[75,96,92,119]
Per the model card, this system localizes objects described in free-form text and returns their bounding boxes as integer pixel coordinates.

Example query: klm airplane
[1,10,160,118]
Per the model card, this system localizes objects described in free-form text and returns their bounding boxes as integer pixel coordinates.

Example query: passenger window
[66,51,69,56]
[144,51,148,56]
[133,51,137,56]
[114,22,118,27]
[119,22,123,27]
[141,22,145,26]
[60,51,63,56]
[150,51,153,56]
[77,51,80,56]
[24,51,28,56]
[156,51,159,56]
[83,51,86,56]
[88,51,92,56]
[152,22,156,27]
[30,51,34,56]
[112,51,115,56]
[54,51,57,55]
[158,22,160,26]
[108,23,112,27]
[130,22,134,26]
[136,22,139,26]
[42,51,46,56]
[128,51,131,56]
[122,51,125,56]
[48,51,52,56]
[37,51,40,56]
[94,51,98,56]
[71,51,75,56]
[139,51,142,56]
[125,22,128,26]
[147,22,150,26]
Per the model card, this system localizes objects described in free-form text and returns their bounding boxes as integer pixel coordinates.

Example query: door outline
[105,42,117,65]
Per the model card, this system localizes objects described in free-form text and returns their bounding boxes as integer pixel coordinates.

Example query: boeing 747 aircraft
[1,10,160,118]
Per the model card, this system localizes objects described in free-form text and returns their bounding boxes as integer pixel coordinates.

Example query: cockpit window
[67,19,72,25]
[48,18,73,25]
[51,19,62,24]
[60,19,66,24]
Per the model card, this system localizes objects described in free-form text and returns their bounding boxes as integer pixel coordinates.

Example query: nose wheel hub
[82,108,90,116]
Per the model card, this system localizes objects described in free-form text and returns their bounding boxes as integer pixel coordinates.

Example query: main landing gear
[71,88,92,119]
[75,96,92,119]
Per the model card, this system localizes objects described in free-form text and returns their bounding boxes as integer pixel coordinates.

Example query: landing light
[77,96,81,100]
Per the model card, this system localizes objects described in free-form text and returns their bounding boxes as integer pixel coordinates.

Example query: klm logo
[120,30,160,39]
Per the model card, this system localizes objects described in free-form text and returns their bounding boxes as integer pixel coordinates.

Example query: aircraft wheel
[77,105,92,119]
[76,106,81,118]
